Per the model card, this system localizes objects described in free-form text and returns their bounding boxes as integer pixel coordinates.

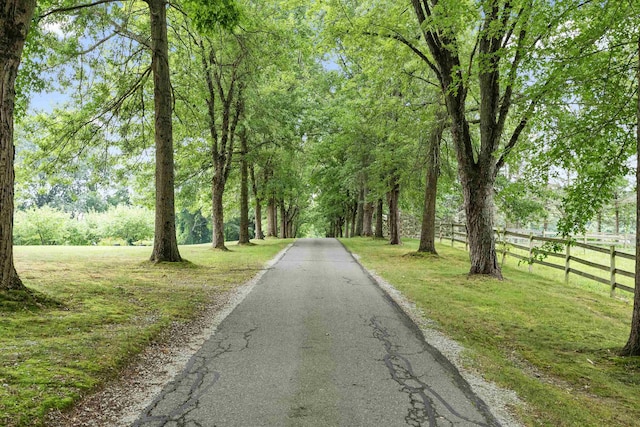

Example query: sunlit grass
[341,237,640,427]
[0,239,291,426]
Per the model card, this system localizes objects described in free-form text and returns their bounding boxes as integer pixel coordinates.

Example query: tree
[147,0,181,262]
[418,107,446,253]
[0,0,37,290]
[621,32,640,357]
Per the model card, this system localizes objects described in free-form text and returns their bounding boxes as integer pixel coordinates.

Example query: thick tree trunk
[148,0,182,262]
[287,218,294,238]
[375,198,384,238]
[463,175,501,278]
[621,39,640,356]
[388,179,401,245]
[238,131,250,244]
[363,201,374,237]
[266,198,276,237]
[355,186,364,236]
[0,0,35,290]
[211,180,227,250]
[418,113,445,253]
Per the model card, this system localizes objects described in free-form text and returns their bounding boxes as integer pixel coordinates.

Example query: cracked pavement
[132,238,501,427]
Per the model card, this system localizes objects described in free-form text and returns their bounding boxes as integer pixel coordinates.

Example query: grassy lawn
[0,239,291,427]
[341,237,640,427]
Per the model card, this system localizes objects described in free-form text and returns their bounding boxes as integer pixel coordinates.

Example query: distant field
[0,240,291,427]
[342,237,640,427]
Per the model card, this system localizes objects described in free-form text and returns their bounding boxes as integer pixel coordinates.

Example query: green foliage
[13,206,154,246]
[97,206,154,245]
[14,207,68,245]
[182,0,242,33]
[495,177,547,226]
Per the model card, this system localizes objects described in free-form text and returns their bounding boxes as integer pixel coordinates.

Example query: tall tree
[0,0,36,290]
[418,107,446,253]
[621,33,640,357]
[148,0,181,262]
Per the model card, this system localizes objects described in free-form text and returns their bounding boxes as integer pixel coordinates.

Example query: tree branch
[363,31,441,81]
[39,0,121,20]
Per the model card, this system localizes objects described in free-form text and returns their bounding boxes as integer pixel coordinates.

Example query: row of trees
[2,0,317,291]
[3,0,640,355]
[306,0,640,354]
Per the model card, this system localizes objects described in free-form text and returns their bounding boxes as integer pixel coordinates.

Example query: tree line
[3,0,640,355]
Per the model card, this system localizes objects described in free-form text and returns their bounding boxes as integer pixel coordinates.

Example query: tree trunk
[148,0,182,262]
[255,200,263,239]
[287,218,294,238]
[621,37,640,356]
[463,175,500,277]
[0,0,35,290]
[363,201,374,237]
[211,180,227,250]
[350,200,357,238]
[266,198,276,237]
[375,198,384,238]
[388,178,401,245]
[344,206,351,238]
[279,200,286,239]
[597,211,602,233]
[238,130,250,244]
[615,202,620,234]
[355,186,364,236]
[418,112,445,253]
[249,165,263,239]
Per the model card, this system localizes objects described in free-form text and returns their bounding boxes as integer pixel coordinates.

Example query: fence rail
[438,223,636,296]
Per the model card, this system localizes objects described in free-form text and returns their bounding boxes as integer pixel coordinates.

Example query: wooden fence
[439,223,636,296]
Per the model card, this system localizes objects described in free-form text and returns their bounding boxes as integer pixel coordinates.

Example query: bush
[97,206,154,245]
[13,205,155,246]
[14,207,68,245]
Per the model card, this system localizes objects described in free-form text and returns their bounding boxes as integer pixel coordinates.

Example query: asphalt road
[132,238,500,427]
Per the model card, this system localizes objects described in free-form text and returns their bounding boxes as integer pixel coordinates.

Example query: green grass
[341,237,640,427]
[0,239,291,427]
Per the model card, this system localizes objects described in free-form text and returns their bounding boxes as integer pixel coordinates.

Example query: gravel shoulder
[348,250,524,427]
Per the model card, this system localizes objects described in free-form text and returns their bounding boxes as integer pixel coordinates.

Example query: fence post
[610,245,616,297]
[465,225,469,251]
[501,228,507,266]
[528,233,534,273]
[564,242,571,285]
[451,223,455,247]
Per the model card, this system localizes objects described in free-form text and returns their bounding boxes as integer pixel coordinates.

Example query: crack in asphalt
[132,326,257,426]
[370,317,489,427]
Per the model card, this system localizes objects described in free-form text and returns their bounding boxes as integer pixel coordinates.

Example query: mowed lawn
[0,240,291,427]
[341,237,640,427]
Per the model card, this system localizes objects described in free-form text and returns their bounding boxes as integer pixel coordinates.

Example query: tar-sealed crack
[370,317,489,427]
[132,326,257,426]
